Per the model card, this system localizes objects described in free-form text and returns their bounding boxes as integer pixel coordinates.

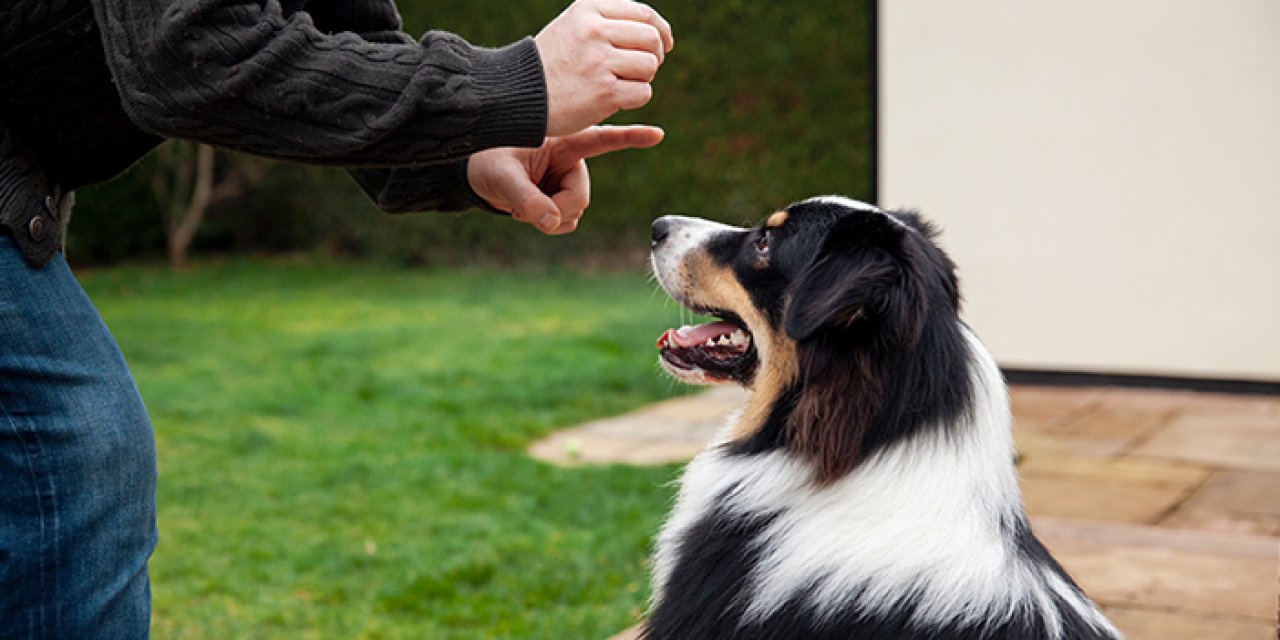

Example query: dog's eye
[754,230,771,254]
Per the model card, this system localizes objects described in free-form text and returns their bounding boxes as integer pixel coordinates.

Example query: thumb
[555,125,665,160]
[495,164,563,231]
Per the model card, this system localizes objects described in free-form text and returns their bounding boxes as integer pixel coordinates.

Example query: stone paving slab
[1020,475,1195,524]
[1033,516,1279,623]
[1160,469,1280,536]
[1104,607,1276,640]
[1130,410,1280,472]
[608,627,640,640]
[1017,454,1210,524]
[1013,399,1173,457]
[528,386,747,465]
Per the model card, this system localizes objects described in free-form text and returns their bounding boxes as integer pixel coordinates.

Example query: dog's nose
[651,217,673,247]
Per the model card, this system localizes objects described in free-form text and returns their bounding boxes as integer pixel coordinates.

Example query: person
[0,0,674,637]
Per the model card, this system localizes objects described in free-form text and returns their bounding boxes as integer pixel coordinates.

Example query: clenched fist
[535,0,674,137]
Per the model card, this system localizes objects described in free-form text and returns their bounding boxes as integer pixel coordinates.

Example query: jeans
[0,236,156,639]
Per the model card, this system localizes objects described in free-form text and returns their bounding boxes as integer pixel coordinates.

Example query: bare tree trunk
[167,145,215,269]
[150,142,272,269]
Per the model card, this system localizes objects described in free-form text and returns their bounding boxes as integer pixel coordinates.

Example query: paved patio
[530,385,1280,640]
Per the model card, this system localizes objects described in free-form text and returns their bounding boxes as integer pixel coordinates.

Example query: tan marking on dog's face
[765,211,789,229]
[733,335,797,441]
[677,248,799,441]
[677,250,759,331]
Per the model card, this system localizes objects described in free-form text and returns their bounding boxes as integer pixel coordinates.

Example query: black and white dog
[643,196,1122,639]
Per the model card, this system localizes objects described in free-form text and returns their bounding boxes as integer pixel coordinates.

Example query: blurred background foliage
[67,0,874,267]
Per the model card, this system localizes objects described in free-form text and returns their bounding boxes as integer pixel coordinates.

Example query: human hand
[535,0,674,137]
[467,125,664,235]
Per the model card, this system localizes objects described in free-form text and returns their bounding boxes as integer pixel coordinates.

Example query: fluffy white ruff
[651,329,1118,638]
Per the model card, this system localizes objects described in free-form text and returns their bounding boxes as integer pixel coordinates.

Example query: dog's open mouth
[656,312,756,383]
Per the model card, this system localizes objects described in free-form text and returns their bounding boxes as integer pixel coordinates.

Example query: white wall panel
[880,1,1280,380]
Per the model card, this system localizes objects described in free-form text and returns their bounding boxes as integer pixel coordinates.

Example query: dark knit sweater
[0,0,548,267]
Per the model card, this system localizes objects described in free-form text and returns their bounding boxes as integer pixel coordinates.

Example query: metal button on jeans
[29,215,47,242]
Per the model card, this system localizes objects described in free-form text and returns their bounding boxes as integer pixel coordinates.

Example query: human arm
[91,0,673,226]
[89,0,547,166]
[90,0,672,167]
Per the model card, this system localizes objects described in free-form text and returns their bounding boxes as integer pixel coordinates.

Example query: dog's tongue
[657,321,738,349]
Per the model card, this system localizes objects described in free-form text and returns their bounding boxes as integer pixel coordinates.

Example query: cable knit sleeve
[348,162,498,214]
[88,0,548,167]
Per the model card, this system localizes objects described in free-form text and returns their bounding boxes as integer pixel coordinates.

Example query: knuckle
[627,84,652,108]
[586,46,609,70]
[646,27,663,51]
[598,78,620,102]
[643,53,660,76]
[517,196,544,217]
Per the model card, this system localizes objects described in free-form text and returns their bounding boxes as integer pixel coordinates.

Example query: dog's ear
[783,214,920,484]
[783,214,915,343]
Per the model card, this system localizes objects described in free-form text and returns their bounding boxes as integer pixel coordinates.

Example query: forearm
[90,0,547,167]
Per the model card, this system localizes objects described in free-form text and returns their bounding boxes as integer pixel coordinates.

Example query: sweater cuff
[448,158,501,213]
[350,160,496,214]
[464,37,548,151]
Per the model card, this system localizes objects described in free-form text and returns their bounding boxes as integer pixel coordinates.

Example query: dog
[642,196,1122,639]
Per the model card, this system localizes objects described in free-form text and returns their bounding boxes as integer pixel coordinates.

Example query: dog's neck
[703,325,1021,530]
[725,310,981,483]
[728,338,798,442]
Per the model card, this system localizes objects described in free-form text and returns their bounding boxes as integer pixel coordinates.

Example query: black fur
[640,502,777,640]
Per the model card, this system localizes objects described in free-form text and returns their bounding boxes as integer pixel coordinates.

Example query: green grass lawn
[81,258,702,639]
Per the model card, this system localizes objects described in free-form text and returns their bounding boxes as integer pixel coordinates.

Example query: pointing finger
[555,125,665,161]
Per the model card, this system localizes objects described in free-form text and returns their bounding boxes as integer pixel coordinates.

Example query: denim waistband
[0,126,67,269]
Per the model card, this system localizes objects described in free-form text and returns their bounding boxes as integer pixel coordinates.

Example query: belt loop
[58,191,75,256]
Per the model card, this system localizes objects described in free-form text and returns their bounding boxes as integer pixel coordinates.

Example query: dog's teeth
[704,338,716,347]
[716,335,729,345]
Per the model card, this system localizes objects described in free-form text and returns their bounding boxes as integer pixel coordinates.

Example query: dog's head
[650,196,970,481]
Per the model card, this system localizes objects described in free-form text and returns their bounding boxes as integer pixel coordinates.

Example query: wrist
[465,37,548,150]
